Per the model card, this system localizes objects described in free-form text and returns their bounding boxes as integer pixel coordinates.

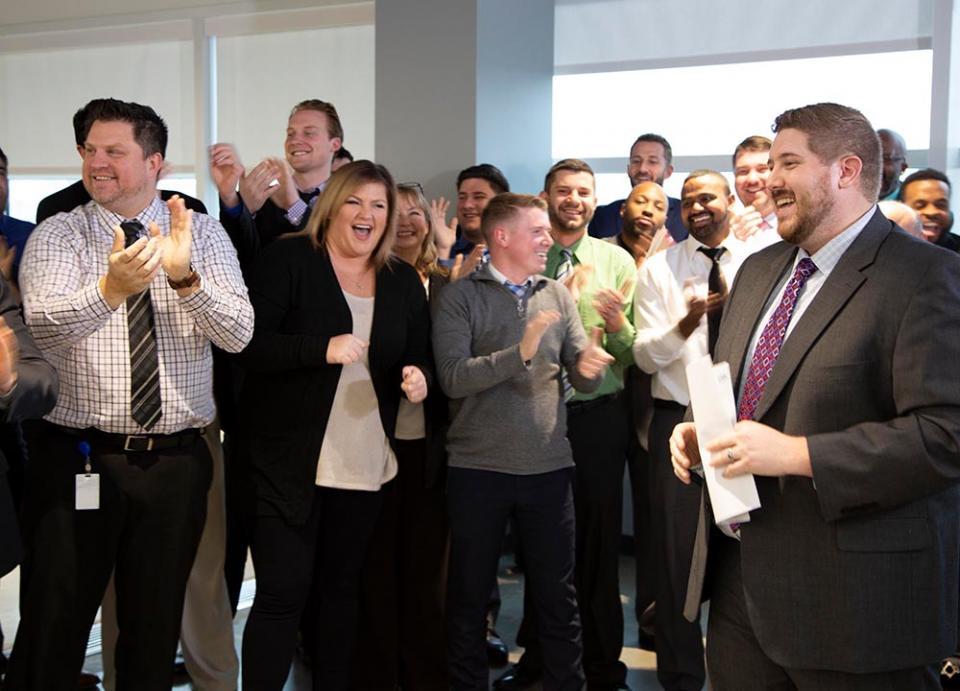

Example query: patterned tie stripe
[737,257,818,422]
[554,248,575,400]
[121,220,163,431]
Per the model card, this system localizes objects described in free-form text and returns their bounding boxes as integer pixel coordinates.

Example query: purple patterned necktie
[737,257,818,421]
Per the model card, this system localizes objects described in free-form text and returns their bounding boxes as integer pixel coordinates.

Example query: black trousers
[8,420,212,691]
[649,402,705,691]
[446,467,584,691]
[242,484,383,691]
[350,438,449,690]
[707,539,941,691]
[222,431,255,614]
[515,395,630,685]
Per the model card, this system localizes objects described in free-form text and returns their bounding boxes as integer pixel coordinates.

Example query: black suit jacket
[705,209,960,672]
[238,235,432,524]
[218,197,310,274]
[35,180,207,224]
[0,276,58,576]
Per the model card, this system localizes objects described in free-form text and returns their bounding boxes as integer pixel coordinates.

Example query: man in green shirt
[496,159,637,691]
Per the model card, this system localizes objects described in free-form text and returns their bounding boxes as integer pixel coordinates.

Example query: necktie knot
[555,248,575,282]
[697,246,726,262]
[120,219,145,247]
[795,257,817,281]
[504,279,531,299]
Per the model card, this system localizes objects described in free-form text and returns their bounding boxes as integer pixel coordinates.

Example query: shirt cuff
[175,274,213,313]
[222,203,243,217]
[285,198,308,226]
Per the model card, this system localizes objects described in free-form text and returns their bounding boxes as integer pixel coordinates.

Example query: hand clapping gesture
[208,143,245,208]
[576,327,615,379]
[149,196,194,285]
[592,277,634,334]
[239,159,283,215]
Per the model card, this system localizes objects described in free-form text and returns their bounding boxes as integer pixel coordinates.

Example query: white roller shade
[216,23,374,167]
[0,40,195,172]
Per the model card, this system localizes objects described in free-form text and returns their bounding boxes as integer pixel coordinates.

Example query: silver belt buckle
[123,435,155,452]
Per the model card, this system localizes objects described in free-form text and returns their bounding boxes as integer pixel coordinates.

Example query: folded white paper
[685,355,761,526]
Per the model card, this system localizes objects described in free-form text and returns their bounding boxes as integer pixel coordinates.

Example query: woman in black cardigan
[238,161,432,691]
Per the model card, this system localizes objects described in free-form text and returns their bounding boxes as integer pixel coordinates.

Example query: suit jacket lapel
[751,210,889,421]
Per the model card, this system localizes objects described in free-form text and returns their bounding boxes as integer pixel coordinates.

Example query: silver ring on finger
[727,448,736,462]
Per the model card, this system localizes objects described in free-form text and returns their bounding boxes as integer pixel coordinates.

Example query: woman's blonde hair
[304,160,397,269]
[396,183,447,277]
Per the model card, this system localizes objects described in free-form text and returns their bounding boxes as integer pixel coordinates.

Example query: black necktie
[697,246,727,357]
[121,220,162,431]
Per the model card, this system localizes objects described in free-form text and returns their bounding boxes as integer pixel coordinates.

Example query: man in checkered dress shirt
[6,99,253,690]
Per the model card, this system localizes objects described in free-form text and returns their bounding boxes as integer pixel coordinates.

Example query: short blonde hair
[304,160,397,269]
[480,193,547,244]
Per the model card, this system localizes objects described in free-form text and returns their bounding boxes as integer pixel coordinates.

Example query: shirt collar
[488,261,533,288]
[549,231,587,262]
[682,230,739,263]
[93,194,166,235]
[796,205,875,279]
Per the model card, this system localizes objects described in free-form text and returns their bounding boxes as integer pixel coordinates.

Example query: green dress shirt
[544,233,637,401]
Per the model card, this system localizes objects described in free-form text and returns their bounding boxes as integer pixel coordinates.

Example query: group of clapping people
[0,93,958,691]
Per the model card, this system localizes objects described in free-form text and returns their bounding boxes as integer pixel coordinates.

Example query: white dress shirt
[633,232,748,405]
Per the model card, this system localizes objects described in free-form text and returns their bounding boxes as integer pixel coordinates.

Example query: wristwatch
[167,267,200,290]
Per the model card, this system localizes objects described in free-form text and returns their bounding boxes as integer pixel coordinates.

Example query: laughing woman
[350,182,451,690]
[238,161,432,691]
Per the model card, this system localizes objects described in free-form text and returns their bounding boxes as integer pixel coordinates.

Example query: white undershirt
[316,291,398,490]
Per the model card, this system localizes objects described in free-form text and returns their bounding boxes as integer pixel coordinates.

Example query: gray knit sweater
[432,265,602,475]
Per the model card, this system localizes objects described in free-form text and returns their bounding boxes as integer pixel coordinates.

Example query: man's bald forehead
[631,181,667,201]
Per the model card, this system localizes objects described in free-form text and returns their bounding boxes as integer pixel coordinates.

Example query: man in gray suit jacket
[670,102,960,690]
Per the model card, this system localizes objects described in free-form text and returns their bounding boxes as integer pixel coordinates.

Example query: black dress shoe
[485,629,509,667]
[493,664,541,690]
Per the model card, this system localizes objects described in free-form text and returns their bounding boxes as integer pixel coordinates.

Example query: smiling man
[670,103,960,691]
[730,136,781,251]
[434,192,612,691]
[632,168,746,691]
[899,168,958,251]
[209,99,344,263]
[497,159,637,691]
[589,133,687,243]
[8,98,253,690]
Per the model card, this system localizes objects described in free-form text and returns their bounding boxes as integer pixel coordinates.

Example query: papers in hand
[685,355,761,528]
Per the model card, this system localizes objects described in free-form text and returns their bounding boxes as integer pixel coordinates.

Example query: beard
[687,210,728,244]
[776,174,833,247]
[548,204,593,234]
[630,172,666,187]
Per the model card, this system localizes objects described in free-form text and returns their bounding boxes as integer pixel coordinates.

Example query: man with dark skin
[877,128,908,201]
[633,170,746,691]
[615,180,670,266]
